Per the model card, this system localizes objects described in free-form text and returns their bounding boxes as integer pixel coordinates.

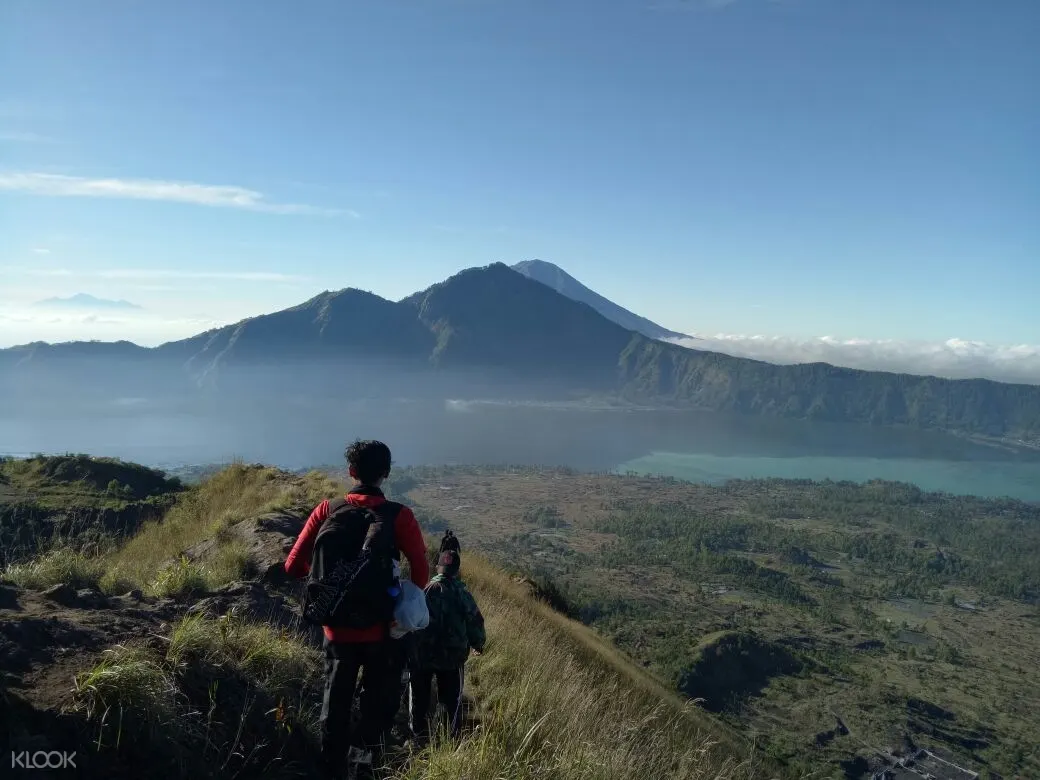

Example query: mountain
[512,259,689,340]
[403,263,632,381]
[33,293,142,310]
[4,262,1040,444]
[0,461,742,780]
[163,287,433,378]
[616,337,1040,444]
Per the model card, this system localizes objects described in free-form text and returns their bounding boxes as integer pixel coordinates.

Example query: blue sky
[1,0,1037,362]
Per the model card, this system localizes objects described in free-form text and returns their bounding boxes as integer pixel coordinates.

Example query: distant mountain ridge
[33,293,141,310]
[512,259,689,340]
[4,262,1040,446]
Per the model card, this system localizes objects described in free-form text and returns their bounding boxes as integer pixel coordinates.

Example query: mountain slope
[160,288,433,380]
[513,259,689,340]
[405,263,636,383]
[1,462,747,780]
[618,337,1040,442]
[4,262,1040,443]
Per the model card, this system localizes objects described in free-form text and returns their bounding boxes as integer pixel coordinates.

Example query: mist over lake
[4,398,1039,502]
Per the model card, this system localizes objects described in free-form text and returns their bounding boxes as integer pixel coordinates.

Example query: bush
[524,505,566,528]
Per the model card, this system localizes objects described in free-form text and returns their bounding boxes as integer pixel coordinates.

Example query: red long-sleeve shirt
[285,485,429,643]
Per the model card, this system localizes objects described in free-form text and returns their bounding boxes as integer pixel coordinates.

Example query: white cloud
[0,306,224,348]
[0,172,357,217]
[31,247,51,255]
[666,334,1040,385]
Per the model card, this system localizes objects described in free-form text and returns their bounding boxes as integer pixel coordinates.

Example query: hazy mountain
[404,263,632,382]
[512,259,689,340]
[4,262,1040,444]
[33,293,142,310]
[161,287,434,379]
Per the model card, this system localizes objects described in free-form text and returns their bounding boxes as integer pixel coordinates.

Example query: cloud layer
[667,334,1040,386]
[0,307,223,348]
[0,172,355,216]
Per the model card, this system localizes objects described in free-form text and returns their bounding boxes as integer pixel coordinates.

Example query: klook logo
[10,751,77,770]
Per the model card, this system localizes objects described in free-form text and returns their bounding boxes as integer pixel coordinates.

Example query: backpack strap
[324,496,350,518]
[367,501,401,558]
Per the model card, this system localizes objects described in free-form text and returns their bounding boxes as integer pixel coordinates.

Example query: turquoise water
[617,451,1040,503]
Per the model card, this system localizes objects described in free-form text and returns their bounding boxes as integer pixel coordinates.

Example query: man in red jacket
[285,440,429,779]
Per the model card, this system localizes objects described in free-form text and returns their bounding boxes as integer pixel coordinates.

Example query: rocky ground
[1,509,325,778]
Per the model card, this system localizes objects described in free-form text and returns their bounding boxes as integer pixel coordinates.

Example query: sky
[1,0,1038,379]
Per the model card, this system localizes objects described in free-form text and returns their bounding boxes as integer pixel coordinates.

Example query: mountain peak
[511,260,689,341]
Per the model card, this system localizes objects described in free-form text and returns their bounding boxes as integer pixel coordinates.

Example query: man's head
[437,550,461,578]
[345,439,392,486]
[439,530,460,554]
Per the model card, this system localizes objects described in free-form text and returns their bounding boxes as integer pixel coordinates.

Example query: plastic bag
[390,579,430,639]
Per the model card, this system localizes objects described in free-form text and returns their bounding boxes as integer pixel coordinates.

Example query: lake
[3,398,1039,502]
[617,451,1040,503]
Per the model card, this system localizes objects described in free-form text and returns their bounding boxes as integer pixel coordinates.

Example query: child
[408,537,485,744]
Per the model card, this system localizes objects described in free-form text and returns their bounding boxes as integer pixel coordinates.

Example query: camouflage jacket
[414,574,486,670]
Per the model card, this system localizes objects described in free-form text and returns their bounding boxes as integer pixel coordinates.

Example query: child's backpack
[417,577,471,668]
[302,498,401,628]
[439,529,461,554]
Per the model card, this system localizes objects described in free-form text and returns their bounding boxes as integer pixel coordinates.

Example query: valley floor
[396,466,1040,780]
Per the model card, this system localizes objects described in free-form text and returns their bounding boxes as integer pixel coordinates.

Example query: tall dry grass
[99,465,340,595]
[72,615,322,778]
[398,554,761,780]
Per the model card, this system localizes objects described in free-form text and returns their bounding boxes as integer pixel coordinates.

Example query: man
[285,440,429,779]
[408,542,485,745]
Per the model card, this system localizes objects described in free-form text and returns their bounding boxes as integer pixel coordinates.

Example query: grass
[73,643,181,745]
[72,615,323,778]
[151,556,212,599]
[2,546,106,590]
[14,461,752,778]
[0,453,180,504]
[99,464,340,596]
[68,554,749,780]
[166,612,319,693]
[3,463,340,596]
[398,553,753,780]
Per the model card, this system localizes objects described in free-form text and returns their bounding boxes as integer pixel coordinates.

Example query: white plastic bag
[390,579,430,639]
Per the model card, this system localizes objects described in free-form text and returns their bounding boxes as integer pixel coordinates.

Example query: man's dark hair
[345,439,392,485]
[437,550,461,578]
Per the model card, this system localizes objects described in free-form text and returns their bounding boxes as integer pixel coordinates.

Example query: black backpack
[302,498,402,629]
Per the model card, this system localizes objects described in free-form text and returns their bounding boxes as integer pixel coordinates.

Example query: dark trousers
[320,639,405,773]
[408,667,465,740]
